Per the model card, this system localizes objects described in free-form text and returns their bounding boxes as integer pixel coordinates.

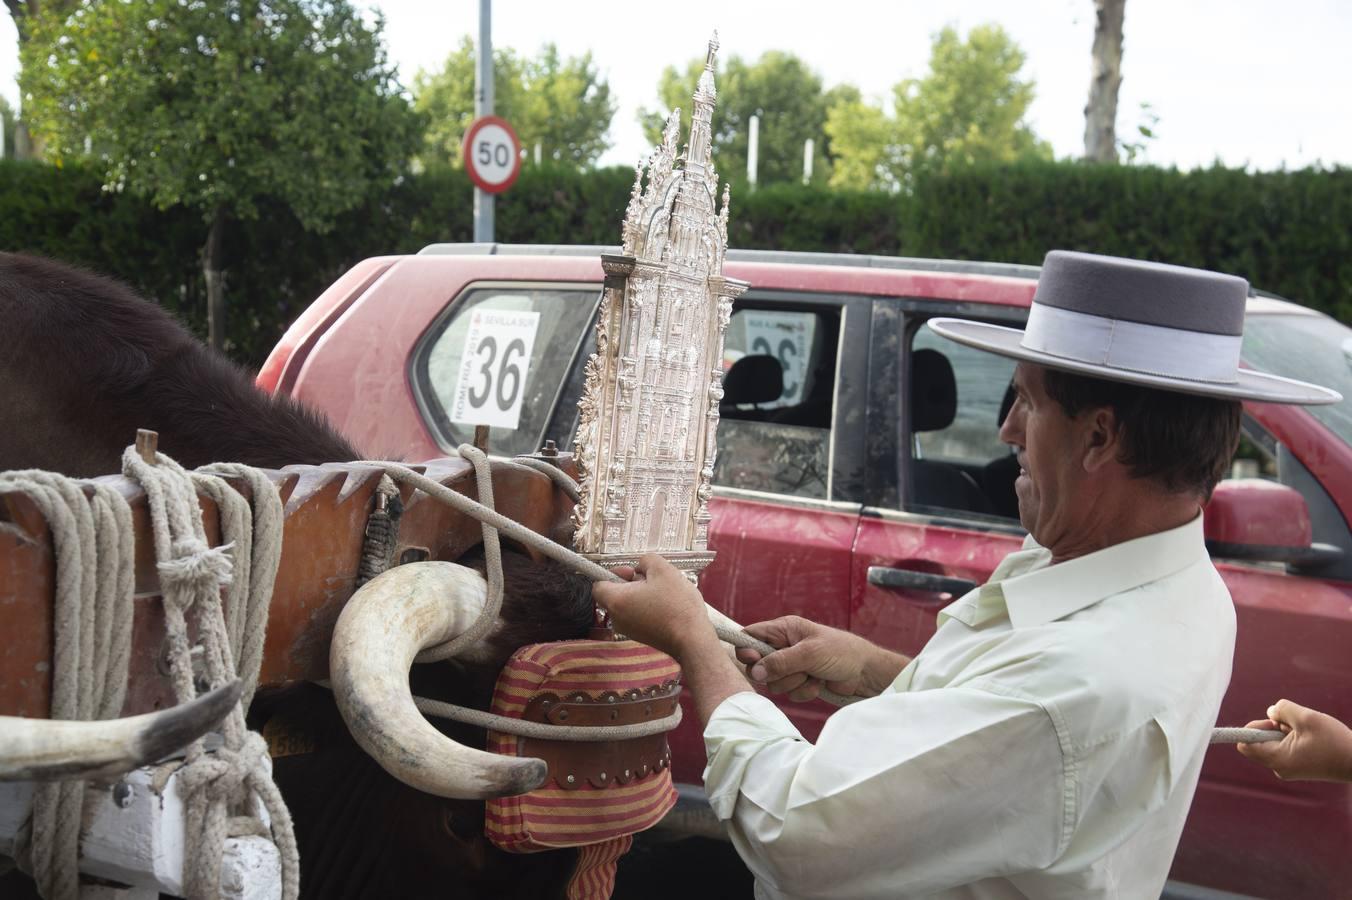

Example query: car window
[412,286,599,457]
[904,322,1019,520]
[715,305,839,500]
[1242,312,1352,448]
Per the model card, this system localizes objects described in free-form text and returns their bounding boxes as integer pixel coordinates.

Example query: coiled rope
[0,472,134,900]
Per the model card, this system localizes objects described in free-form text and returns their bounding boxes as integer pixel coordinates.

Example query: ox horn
[0,680,243,782]
[330,561,547,799]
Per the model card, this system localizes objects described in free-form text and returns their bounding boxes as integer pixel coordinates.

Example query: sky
[2,0,1351,171]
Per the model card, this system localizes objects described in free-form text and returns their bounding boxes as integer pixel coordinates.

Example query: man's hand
[1236,699,1352,783]
[593,553,753,727]
[735,615,909,702]
[591,553,714,659]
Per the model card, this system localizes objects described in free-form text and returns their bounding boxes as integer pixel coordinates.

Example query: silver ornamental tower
[571,35,748,578]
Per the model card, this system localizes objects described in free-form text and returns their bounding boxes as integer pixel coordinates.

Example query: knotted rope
[0,472,134,900]
[121,448,298,900]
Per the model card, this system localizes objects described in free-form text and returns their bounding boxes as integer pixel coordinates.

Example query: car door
[850,299,1027,659]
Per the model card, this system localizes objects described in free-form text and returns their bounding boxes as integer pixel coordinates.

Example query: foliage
[414,38,616,169]
[828,24,1052,190]
[20,0,421,234]
[1118,101,1160,164]
[2,0,79,42]
[902,160,1352,323]
[642,51,842,185]
[2,158,1348,368]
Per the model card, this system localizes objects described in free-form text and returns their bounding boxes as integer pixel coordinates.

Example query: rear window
[1242,313,1352,446]
[411,286,599,456]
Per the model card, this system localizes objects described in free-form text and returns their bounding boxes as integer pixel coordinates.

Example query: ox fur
[0,252,359,476]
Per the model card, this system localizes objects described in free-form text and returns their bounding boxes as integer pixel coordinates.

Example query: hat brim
[926,318,1343,406]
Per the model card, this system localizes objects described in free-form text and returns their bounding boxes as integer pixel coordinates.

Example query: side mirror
[1203,479,1344,570]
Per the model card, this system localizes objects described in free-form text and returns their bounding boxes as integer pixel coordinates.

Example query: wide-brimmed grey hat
[928,250,1341,405]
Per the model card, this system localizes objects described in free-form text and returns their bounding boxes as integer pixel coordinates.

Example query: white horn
[330,561,547,799]
[0,680,242,781]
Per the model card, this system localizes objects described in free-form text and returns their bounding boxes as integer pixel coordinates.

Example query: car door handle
[867,566,978,597]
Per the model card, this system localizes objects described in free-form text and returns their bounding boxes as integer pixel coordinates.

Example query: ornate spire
[688,34,719,177]
[569,34,749,577]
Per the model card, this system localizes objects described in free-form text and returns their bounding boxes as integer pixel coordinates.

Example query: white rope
[121,448,299,900]
[415,695,682,741]
[1210,727,1283,745]
[0,472,134,900]
[359,453,1289,741]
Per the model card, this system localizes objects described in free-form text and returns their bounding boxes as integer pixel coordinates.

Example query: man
[593,251,1340,898]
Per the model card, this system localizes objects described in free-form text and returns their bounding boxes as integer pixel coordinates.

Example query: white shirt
[703,515,1235,899]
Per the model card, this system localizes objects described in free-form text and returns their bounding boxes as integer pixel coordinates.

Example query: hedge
[1,158,1348,365]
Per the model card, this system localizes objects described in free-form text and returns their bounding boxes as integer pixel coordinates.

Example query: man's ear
[1082,406,1122,473]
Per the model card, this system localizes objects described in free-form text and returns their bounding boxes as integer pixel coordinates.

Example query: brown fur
[0,252,359,476]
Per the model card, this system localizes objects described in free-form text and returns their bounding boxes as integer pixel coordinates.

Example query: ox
[0,253,593,899]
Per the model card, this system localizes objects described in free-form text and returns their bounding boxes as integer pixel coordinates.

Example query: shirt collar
[938,514,1208,630]
[1001,513,1209,628]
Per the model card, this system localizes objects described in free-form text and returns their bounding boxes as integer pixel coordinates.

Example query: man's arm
[701,687,1065,898]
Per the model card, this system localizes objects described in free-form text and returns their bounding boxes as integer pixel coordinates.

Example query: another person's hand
[735,616,905,702]
[1236,699,1352,783]
[591,553,713,659]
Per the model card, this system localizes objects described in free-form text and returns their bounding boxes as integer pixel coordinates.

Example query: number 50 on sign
[451,308,540,429]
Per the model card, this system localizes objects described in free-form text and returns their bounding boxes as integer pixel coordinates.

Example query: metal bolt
[112,781,133,809]
[541,440,559,458]
[558,709,568,721]
[566,775,576,785]
[624,769,631,778]
[599,772,607,781]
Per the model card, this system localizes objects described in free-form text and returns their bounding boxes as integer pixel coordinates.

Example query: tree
[2,0,76,43]
[3,0,79,157]
[20,0,421,351]
[827,24,1052,190]
[1084,0,1127,162]
[414,38,615,168]
[0,96,15,159]
[641,51,842,185]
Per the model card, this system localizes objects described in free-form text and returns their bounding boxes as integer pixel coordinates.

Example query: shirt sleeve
[702,686,1068,899]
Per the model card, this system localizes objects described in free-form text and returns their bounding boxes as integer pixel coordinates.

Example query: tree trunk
[204,206,227,352]
[1084,0,1127,163]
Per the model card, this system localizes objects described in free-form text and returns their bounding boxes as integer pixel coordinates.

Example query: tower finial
[705,31,719,70]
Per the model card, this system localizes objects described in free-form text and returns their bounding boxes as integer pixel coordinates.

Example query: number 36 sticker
[451,308,540,429]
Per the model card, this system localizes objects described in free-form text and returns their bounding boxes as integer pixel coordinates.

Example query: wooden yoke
[0,454,578,719]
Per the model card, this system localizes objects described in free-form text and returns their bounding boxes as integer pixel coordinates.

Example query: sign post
[474,0,493,242]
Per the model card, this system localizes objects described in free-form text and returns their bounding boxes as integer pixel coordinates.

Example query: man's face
[998,363,1092,545]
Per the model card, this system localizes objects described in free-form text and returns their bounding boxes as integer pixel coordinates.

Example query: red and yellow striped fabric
[485,639,680,862]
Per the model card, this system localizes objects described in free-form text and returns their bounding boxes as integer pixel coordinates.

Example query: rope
[121,448,299,900]
[414,695,682,741]
[1210,727,1283,745]
[355,474,401,587]
[357,452,1287,739]
[0,471,135,900]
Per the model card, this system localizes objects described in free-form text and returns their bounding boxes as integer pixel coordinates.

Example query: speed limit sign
[463,115,522,194]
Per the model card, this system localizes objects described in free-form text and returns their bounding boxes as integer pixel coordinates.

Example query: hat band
[1020,302,1242,384]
